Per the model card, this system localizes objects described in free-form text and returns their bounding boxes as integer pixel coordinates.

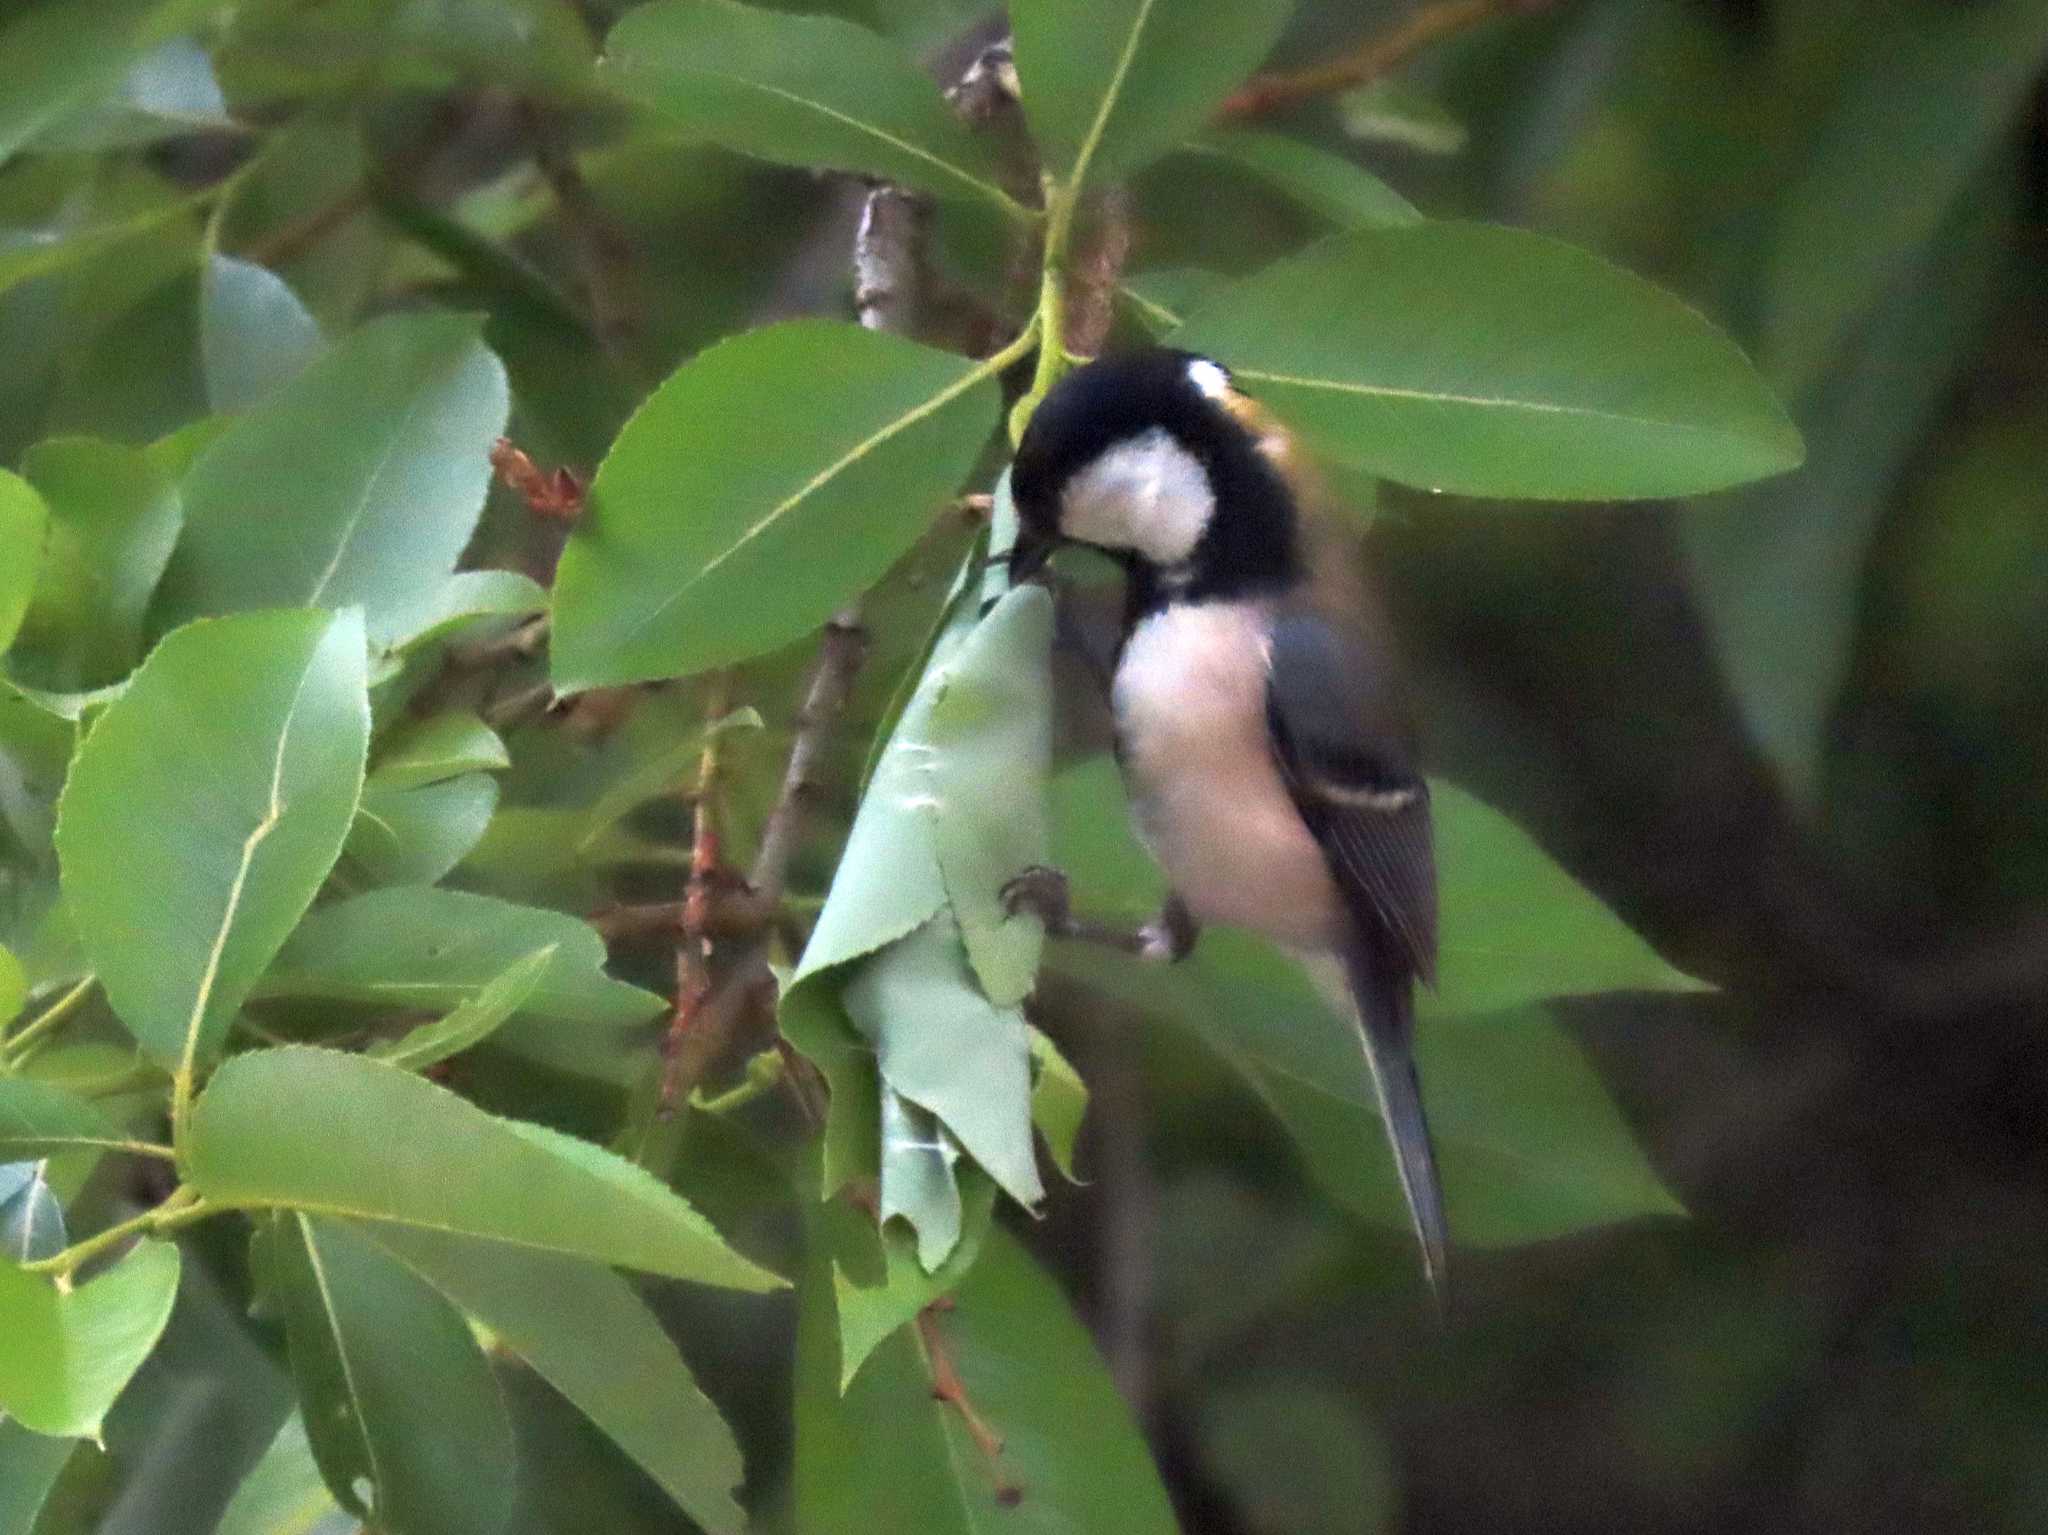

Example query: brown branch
[1063,186,1132,361]
[588,884,778,944]
[853,184,928,336]
[653,63,1003,1108]
[660,674,734,1115]
[518,99,641,363]
[446,613,548,671]
[483,681,556,731]
[916,1306,1021,1504]
[944,36,1020,125]
[239,182,373,268]
[1219,0,1558,121]
[748,612,870,907]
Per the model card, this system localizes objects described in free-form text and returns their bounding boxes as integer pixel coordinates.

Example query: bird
[1002,345,1448,1302]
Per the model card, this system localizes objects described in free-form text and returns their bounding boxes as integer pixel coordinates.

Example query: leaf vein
[610,357,996,650]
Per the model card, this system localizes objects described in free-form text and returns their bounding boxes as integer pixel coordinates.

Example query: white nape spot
[1186,357,1231,401]
[1059,427,1215,566]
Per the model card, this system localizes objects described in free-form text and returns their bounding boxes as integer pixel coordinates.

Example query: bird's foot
[1001,868,1198,964]
[1000,865,1075,930]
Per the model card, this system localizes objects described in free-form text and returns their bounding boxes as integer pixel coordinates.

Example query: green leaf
[268,1214,515,1535]
[0,1239,180,1439]
[0,1165,64,1262]
[0,469,48,659]
[1174,222,1805,499]
[0,0,225,164]
[0,162,201,300]
[1028,1027,1087,1183]
[0,944,22,1027]
[55,610,370,1070]
[15,1039,147,1099]
[777,987,884,1208]
[16,436,183,689]
[875,1088,963,1270]
[1121,266,1226,338]
[1684,163,2011,803]
[796,1223,1178,1533]
[256,887,665,1081]
[844,916,1042,1218]
[1197,1376,1395,1535]
[0,1415,80,1535]
[552,321,1000,688]
[216,1414,345,1535]
[360,1222,748,1535]
[1430,781,1705,1016]
[1059,939,1683,1242]
[379,570,547,655]
[1011,0,1293,190]
[186,1046,784,1289]
[1182,130,1421,229]
[37,36,233,151]
[368,712,509,791]
[829,1169,996,1392]
[153,312,510,643]
[781,581,1052,1216]
[201,255,325,413]
[367,946,555,1073]
[601,0,1020,217]
[1762,0,2048,397]
[0,1077,133,1159]
[574,706,762,856]
[342,773,498,887]
[1046,762,1686,1240]
[794,583,1048,992]
[924,587,1054,1009]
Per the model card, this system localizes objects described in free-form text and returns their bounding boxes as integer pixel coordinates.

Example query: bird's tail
[1341,939,1451,1309]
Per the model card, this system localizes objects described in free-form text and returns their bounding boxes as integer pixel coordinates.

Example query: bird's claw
[1000,865,1072,931]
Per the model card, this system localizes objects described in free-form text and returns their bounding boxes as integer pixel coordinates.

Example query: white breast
[1111,602,1342,950]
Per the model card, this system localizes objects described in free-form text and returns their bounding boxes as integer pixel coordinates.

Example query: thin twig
[589,887,777,944]
[748,613,871,907]
[917,1306,1022,1504]
[653,612,868,1109]
[660,675,734,1115]
[483,681,557,731]
[654,78,996,1111]
[240,182,373,268]
[1219,0,1558,120]
[2,976,95,1068]
[518,99,641,363]
[22,1187,211,1279]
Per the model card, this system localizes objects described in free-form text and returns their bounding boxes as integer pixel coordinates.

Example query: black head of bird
[1009,347,1451,1307]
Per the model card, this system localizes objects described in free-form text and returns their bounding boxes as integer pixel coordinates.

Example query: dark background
[8,1,2048,1530]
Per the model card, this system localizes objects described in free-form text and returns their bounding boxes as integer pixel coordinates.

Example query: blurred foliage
[0,1,2044,1533]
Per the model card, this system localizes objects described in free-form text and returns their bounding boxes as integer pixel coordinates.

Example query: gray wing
[1264,610,1437,985]
[1266,607,1448,1302]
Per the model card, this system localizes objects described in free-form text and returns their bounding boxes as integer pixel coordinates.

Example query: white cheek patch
[1059,427,1214,566]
